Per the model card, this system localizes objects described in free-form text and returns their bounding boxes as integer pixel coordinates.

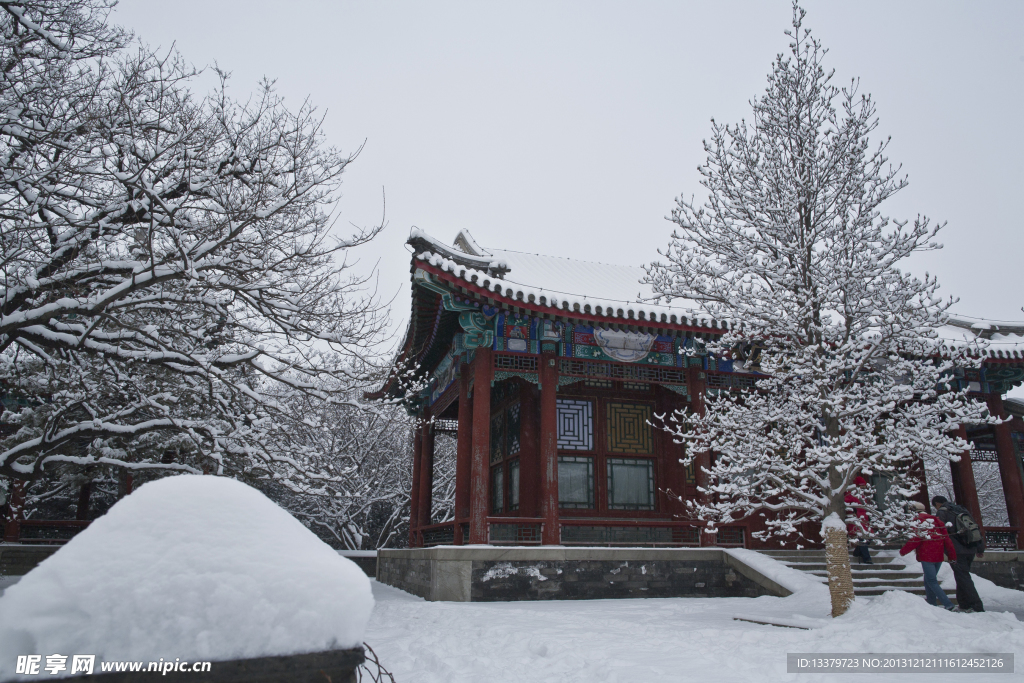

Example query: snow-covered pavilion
[378,228,1024,553]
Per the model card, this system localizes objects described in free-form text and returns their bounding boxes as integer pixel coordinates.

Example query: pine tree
[646,3,987,617]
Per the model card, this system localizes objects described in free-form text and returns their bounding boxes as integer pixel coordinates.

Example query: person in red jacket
[846,476,873,564]
[899,501,958,611]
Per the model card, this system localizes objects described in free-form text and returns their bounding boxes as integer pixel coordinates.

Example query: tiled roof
[411,228,716,328]
[409,228,1024,355]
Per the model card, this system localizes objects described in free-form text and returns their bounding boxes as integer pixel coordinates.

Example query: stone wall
[972,552,1024,592]
[377,547,790,602]
[470,557,770,601]
[0,544,59,576]
[378,554,434,599]
[337,552,377,578]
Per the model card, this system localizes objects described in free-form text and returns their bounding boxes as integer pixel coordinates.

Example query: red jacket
[899,513,957,563]
[845,491,871,536]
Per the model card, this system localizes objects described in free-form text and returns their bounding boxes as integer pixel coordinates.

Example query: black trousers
[851,544,872,563]
[951,554,984,612]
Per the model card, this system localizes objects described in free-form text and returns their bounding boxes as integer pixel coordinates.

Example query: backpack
[945,504,983,546]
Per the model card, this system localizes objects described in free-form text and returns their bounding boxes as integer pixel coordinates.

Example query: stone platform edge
[377,546,792,601]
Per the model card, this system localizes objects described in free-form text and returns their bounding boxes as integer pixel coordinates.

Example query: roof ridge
[484,246,648,271]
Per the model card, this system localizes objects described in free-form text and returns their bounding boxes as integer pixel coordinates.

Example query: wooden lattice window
[606,402,652,454]
[506,403,521,455]
[508,459,520,511]
[490,412,504,464]
[556,399,594,451]
[491,466,504,514]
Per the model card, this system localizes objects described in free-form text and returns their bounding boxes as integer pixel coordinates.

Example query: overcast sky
[114,0,1024,340]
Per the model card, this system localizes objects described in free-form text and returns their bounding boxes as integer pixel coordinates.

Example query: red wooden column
[950,425,983,525]
[408,418,423,547]
[538,349,560,545]
[3,478,25,542]
[687,364,714,546]
[988,394,1024,544]
[417,419,435,529]
[469,348,493,544]
[454,364,473,545]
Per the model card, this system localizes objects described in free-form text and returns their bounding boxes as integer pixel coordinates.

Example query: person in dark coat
[846,476,873,564]
[900,501,958,611]
[932,495,985,613]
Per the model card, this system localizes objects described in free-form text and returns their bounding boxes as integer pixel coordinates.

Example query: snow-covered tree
[0,1,394,488]
[645,3,987,617]
[260,380,416,549]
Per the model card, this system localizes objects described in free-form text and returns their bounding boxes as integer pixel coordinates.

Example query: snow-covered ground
[365,556,1024,683]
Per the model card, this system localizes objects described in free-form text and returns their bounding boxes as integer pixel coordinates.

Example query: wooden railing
[558,519,708,547]
[487,517,544,544]
[983,527,1019,551]
[412,518,749,548]
[417,521,455,547]
[4,519,91,544]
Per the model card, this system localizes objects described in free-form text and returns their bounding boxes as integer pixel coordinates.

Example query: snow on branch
[647,2,990,546]
[0,1,397,489]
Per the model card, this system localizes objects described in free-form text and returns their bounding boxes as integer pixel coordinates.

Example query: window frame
[606,457,656,511]
[558,455,595,509]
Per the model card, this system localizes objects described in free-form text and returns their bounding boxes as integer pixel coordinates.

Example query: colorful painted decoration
[593,328,655,363]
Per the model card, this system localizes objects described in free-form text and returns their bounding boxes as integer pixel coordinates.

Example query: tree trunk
[824,525,855,617]
[76,482,92,520]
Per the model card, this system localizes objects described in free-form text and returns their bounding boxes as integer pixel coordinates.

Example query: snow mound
[0,475,373,677]
[817,589,1024,651]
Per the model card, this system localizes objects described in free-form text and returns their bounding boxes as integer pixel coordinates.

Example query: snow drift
[0,475,373,677]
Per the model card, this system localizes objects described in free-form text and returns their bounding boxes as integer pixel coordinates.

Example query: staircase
[760,549,930,599]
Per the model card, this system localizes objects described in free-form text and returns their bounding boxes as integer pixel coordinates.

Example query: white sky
[113,0,1024,344]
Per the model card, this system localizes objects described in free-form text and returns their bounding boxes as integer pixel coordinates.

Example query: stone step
[761,551,827,557]
[808,569,922,581]
[756,549,953,603]
[788,563,909,572]
[855,587,929,597]
[853,579,926,589]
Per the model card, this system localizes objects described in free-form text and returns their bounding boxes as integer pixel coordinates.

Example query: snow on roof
[410,229,1024,348]
[413,228,715,326]
[0,476,373,669]
[939,317,1024,359]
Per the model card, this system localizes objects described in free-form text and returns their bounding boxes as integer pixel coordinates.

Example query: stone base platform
[377,546,791,602]
[972,551,1024,592]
